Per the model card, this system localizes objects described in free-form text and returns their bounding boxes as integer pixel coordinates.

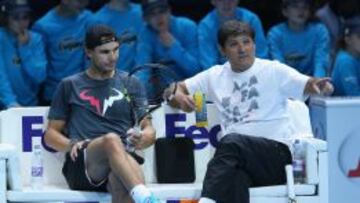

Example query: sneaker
[142,193,161,203]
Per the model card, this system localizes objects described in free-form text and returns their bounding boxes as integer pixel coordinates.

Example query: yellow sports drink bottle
[193,90,208,127]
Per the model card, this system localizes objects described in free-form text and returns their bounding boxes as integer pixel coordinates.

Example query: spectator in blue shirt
[316,0,359,52]
[268,0,330,77]
[0,44,17,109]
[0,0,47,109]
[32,0,93,105]
[91,0,144,72]
[332,15,360,96]
[198,0,268,70]
[135,0,200,79]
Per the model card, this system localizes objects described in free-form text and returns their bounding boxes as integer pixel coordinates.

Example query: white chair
[0,104,328,203]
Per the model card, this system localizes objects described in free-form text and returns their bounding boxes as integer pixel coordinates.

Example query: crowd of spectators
[0,0,359,109]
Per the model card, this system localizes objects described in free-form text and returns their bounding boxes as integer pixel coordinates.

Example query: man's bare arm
[45,120,71,152]
[163,82,196,112]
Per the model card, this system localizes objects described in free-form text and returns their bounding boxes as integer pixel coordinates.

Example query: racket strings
[130,64,179,106]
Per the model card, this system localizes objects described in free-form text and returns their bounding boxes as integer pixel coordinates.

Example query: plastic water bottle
[292,139,306,184]
[193,90,208,127]
[31,138,44,189]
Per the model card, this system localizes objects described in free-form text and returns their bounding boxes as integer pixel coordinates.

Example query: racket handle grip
[126,139,136,152]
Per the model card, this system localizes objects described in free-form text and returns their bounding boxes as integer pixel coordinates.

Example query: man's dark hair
[282,0,312,8]
[1,0,31,16]
[282,0,317,23]
[344,15,360,36]
[329,0,359,18]
[85,24,118,50]
[217,20,255,48]
[141,0,169,17]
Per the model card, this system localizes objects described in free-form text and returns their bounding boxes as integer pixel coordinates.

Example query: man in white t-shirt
[163,20,333,203]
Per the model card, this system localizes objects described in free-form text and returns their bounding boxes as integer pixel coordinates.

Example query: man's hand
[158,31,174,48]
[126,127,143,150]
[305,77,334,96]
[70,140,90,162]
[17,29,29,45]
[174,93,196,112]
[165,82,196,112]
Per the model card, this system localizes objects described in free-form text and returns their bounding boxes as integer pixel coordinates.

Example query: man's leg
[106,150,145,203]
[107,172,133,203]
[201,134,292,203]
[200,133,245,203]
[85,133,156,203]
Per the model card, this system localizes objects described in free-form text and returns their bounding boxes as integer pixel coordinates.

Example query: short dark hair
[344,15,360,35]
[85,24,118,50]
[282,0,312,8]
[141,0,169,17]
[217,20,255,48]
[2,0,31,16]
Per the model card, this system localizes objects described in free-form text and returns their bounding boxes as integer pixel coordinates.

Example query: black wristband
[82,139,91,149]
[166,82,178,102]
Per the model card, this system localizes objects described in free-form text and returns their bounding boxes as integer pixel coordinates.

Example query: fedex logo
[22,116,56,152]
[22,113,222,152]
[165,113,221,150]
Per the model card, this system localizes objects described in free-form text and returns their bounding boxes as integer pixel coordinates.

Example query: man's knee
[221,133,249,143]
[102,133,125,153]
[220,133,261,150]
[214,134,255,161]
[217,133,244,152]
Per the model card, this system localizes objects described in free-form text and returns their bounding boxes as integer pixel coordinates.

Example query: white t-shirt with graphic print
[185,58,310,141]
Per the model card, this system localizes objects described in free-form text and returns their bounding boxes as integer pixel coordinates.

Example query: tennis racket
[126,63,180,112]
[123,63,180,162]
